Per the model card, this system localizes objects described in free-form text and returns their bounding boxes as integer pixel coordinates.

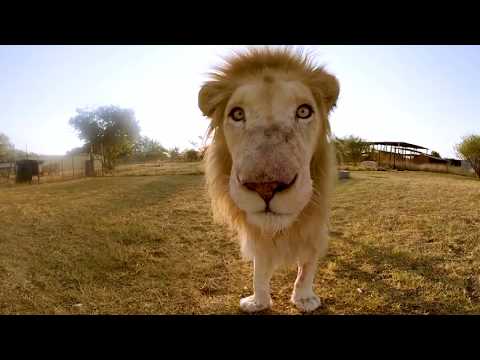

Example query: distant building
[411,153,448,165]
[366,141,463,170]
[461,160,474,171]
[445,158,462,167]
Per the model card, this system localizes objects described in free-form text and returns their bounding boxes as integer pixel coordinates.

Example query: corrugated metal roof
[367,142,429,150]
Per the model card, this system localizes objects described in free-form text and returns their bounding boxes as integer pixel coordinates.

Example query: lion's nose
[243,175,297,205]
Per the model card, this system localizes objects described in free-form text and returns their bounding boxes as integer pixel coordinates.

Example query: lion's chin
[246,211,297,234]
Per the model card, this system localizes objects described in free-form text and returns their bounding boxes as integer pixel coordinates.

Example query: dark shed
[16,160,41,183]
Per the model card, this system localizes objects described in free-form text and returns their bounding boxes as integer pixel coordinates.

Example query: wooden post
[379,145,382,166]
[101,142,105,173]
[405,147,407,170]
[393,146,396,169]
[89,143,95,177]
[72,156,74,178]
[406,149,412,168]
[389,145,393,167]
[400,147,403,170]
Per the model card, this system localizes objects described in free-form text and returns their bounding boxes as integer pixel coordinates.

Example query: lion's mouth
[254,209,293,216]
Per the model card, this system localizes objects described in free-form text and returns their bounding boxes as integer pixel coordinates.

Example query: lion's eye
[229,107,245,122]
[296,104,314,119]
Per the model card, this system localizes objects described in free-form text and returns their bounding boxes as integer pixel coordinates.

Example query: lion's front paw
[239,294,272,313]
[291,291,321,313]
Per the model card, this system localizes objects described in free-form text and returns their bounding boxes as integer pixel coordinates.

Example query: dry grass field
[1,162,479,314]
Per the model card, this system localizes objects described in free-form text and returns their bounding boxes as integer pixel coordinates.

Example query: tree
[456,134,480,178]
[0,133,13,160]
[69,106,140,170]
[183,149,200,162]
[167,147,181,160]
[334,135,368,165]
[132,136,168,161]
[134,136,167,155]
[431,150,441,158]
[66,144,89,156]
[332,135,345,165]
[188,135,209,160]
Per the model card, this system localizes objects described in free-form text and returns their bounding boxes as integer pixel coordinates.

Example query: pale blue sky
[1,45,478,158]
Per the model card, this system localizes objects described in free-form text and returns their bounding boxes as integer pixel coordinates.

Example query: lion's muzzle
[242,175,298,207]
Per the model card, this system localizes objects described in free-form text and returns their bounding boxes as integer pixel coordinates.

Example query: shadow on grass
[327,234,478,313]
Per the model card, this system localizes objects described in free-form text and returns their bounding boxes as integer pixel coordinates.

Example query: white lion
[198,47,339,313]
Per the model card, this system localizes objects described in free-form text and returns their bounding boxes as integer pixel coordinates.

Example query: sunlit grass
[0,165,479,314]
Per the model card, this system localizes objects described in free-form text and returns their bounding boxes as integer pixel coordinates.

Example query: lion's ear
[198,81,229,117]
[311,71,340,113]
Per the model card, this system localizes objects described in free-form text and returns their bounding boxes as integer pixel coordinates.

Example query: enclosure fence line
[0,153,104,185]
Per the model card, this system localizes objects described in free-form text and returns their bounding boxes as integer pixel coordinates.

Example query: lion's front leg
[291,256,321,313]
[240,255,274,313]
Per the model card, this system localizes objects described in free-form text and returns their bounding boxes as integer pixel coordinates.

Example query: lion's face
[222,74,322,231]
[199,48,339,235]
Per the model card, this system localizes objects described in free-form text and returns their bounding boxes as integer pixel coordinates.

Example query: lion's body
[205,123,335,267]
[198,47,339,312]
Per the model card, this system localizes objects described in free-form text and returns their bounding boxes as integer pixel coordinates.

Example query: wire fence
[0,154,104,186]
[0,154,207,187]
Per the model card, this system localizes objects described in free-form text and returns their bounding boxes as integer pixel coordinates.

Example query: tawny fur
[199,47,339,268]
